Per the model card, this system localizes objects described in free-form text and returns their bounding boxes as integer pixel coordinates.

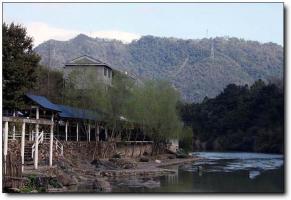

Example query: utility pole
[48,40,51,97]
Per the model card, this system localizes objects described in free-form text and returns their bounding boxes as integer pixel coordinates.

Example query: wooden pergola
[3,106,55,173]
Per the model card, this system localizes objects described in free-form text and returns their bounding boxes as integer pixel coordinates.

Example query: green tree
[3,23,41,109]
[130,80,184,154]
[179,80,284,153]
[34,66,64,104]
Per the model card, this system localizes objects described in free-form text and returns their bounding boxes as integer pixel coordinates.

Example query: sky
[3,2,284,47]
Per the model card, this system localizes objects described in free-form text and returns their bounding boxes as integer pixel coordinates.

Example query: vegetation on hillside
[35,34,283,102]
[179,80,284,154]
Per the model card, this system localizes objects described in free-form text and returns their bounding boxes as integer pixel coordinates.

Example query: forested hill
[179,80,284,154]
[34,34,283,102]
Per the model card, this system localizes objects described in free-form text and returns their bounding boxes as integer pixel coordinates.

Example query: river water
[110,152,284,193]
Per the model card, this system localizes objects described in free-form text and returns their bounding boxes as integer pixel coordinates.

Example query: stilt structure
[34,106,39,169]
[76,123,79,142]
[4,121,9,174]
[65,121,68,141]
[21,122,25,172]
[88,124,91,142]
[49,114,54,167]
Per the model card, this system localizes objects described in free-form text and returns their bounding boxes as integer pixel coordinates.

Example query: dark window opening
[104,68,107,76]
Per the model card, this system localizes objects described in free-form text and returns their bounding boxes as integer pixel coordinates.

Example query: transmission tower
[210,39,215,59]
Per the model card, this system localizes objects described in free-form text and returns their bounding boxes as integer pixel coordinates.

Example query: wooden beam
[122,141,153,144]
[2,116,53,125]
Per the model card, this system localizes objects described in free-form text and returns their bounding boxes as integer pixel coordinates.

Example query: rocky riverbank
[19,153,198,193]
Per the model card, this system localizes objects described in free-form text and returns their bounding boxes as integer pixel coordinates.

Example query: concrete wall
[168,139,179,153]
[116,143,152,157]
[64,66,112,89]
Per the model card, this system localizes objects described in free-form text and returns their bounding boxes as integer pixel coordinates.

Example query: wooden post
[96,123,100,142]
[88,124,91,142]
[21,122,25,172]
[34,124,39,169]
[34,107,39,169]
[29,130,32,141]
[12,111,16,140]
[4,121,9,174]
[76,122,79,142]
[97,124,100,142]
[49,114,54,167]
[12,125,16,140]
[105,128,108,141]
[65,121,68,141]
[36,106,39,119]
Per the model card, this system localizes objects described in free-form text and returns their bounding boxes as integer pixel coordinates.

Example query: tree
[64,68,185,156]
[179,80,284,153]
[3,23,41,109]
[34,66,64,104]
[129,80,184,155]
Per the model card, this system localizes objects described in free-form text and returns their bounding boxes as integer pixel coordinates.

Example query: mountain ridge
[34,34,283,102]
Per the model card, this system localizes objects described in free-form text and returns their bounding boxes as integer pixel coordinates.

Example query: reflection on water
[110,152,284,193]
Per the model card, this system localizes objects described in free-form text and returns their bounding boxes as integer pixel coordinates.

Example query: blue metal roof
[26,94,62,112]
[26,94,103,121]
[56,104,103,121]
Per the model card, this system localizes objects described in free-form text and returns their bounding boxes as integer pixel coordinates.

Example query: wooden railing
[8,131,22,140]
[31,131,44,158]
[54,136,64,156]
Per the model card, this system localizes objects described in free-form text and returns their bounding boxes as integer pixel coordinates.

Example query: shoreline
[100,156,198,177]
[18,155,198,193]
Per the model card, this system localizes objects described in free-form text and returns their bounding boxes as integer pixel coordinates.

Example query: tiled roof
[65,55,112,69]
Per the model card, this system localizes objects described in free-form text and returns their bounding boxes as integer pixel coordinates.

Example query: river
[110,152,284,193]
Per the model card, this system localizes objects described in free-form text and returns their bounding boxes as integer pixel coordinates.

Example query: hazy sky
[3,2,284,46]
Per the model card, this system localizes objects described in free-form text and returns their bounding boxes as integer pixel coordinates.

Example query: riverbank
[19,154,198,193]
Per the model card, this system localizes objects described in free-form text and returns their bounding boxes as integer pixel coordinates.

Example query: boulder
[139,156,149,162]
[56,171,77,186]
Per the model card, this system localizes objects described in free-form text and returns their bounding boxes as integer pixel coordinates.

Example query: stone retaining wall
[61,141,152,159]
[6,140,153,166]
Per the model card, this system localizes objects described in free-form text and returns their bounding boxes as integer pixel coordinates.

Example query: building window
[104,68,107,76]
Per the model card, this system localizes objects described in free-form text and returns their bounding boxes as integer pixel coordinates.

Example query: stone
[56,170,77,186]
[139,156,149,162]
[112,153,121,159]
